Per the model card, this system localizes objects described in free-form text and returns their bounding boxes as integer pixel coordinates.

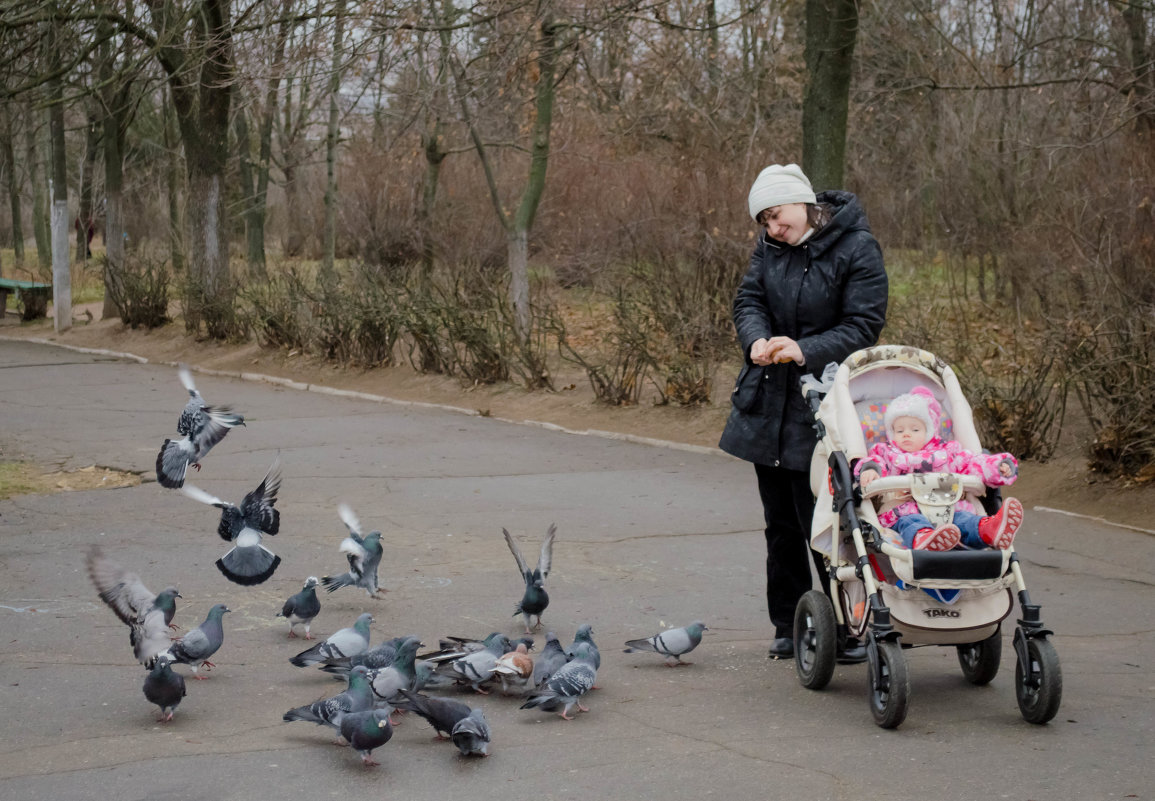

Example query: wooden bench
[0,278,52,321]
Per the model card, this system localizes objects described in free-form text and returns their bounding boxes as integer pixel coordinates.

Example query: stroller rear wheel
[957,626,1002,685]
[794,590,837,690]
[868,639,910,729]
[1015,637,1062,724]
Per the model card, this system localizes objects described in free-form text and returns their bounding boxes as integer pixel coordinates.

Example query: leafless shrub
[101,250,171,330]
[559,292,658,406]
[241,269,313,351]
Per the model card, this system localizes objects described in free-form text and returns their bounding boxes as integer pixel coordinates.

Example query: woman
[719,163,888,660]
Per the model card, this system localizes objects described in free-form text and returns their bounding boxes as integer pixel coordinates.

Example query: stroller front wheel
[868,639,910,729]
[794,590,837,690]
[957,626,1002,685]
[1015,637,1063,724]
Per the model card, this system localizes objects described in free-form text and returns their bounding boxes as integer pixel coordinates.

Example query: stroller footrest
[910,550,1007,580]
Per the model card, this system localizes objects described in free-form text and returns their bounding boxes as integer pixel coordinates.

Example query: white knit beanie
[884,386,942,439]
[747,163,817,221]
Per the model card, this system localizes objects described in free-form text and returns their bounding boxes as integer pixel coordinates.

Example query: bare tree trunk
[163,87,183,273]
[802,0,859,191]
[1118,1,1155,131]
[1,108,24,265]
[76,114,98,263]
[25,100,49,269]
[322,0,348,278]
[48,54,71,332]
[99,12,129,321]
[233,108,265,274]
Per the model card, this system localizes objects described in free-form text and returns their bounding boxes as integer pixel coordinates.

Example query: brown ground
[4,303,1154,533]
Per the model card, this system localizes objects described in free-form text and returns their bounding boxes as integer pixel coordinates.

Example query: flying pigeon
[435,632,512,694]
[277,577,322,639]
[159,603,230,678]
[339,709,394,767]
[624,621,708,666]
[391,688,473,741]
[156,364,245,489]
[503,524,556,634]
[86,547,181,666]
[321,504,385,598]
[450,708,491,757]
[179,458,283,585]
[492,643,535,696]
[532,632,568,688]
[142,655,186,722]
[520,648,598,720]
[290,612,373,668]
[283,665,375,737]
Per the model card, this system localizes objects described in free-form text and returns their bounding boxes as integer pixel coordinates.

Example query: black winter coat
[718,190,888,470]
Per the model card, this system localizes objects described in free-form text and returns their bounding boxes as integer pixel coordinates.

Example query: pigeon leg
[287,630,298,639]
[192,462,202,472]
[202,660,216,668]
[304,625,314,640]
[360,755,380,767]
[577,701,590,713]
[433,734,449,741]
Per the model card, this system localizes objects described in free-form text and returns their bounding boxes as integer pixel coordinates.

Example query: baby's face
[891,416,930,452]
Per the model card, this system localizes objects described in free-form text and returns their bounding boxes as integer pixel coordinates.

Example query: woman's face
[759,203,810,245]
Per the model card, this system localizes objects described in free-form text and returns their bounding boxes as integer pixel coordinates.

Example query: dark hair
[757,202,833,230]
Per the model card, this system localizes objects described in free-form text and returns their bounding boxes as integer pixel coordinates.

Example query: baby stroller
[795,345,1062,728]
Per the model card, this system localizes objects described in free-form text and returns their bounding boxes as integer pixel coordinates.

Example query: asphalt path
[0,339,1151,801]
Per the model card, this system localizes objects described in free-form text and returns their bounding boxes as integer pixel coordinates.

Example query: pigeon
[520,648,598,720]
[567,623,601,670]
[277,577,322,639]
[156,364,245,489]
[391,688,473,741]
[503,524,556,634]
[532,631,568,688]
[450,708,491,757]
[160,603,230,678]
[321,504,385,598]
[282,665,375,736]
[318,636,407,678]
[435,632,512,694]
[179,458,282,585]
[367,636,423,721]
[624,621,708,666]
[142,655,186,722]
[419,634,529,663]
[492,643,534,696]
[413,660,456,693]
[339,709,394,767]
[86,547,181,666]
[290,612,373,668]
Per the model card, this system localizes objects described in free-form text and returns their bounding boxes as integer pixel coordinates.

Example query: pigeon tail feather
[217,546,281,586]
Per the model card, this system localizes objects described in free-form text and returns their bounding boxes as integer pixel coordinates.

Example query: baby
[855,385,1023,551]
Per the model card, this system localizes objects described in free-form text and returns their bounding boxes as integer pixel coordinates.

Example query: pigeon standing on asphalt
[520,647,598,721]
[339,709,394,767]
[624,621,708,666]
[318,636,407,678]
[282,665,375,737]
[435,632,512,694]
[160,603,230,679]
[532,632,568,688]
[367,636,423,722]
[180,458,283,585]
[277,577,322,639]
[86,547,181,666]
[321,504,385,598]
[391,688,473,741]
[156,364,245,489]
[290,612,373,668]
[492,642,535,696]
[450,708,492,757]
[567,623,602,670]
[503,524,556,634]
[142,655,186,722]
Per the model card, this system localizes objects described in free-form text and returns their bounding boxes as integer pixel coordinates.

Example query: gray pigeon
[624,621,708,666]
[503,524,556,634]
[392,688,473,740]
[435,632,512,694]
[283,665,375,736]
[413,660,456,693]
[160,603,230,678]
[566,623,601,670]
[179,458,282,585]
[367,636,423,722]
[277,577,322,639]
[450,708,491,756]
[321,504,385,598]
[339,709,394,767]
[142,655,186,722]
[532,632,568,688]
[290,612,373,668]
[318,636,406,678]
[86,547,181,666]
[520,648,598,720]
[156,364,245,489]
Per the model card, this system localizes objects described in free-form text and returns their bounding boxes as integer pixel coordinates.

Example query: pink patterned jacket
[854,437,1018,526]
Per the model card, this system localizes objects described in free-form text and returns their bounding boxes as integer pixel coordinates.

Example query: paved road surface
[0,339,1151,801]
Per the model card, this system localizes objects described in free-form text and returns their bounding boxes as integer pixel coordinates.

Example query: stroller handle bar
[860,473,987,501]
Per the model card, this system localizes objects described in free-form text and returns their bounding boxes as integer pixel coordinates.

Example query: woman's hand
[751,336,804,366]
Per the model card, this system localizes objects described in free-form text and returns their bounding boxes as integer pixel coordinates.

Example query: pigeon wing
[189,405,244,462]
[240,459,281,536]
[338,503,365,543]
[86,548,157,628]
[502,528,530,581]
[538,523,557,579]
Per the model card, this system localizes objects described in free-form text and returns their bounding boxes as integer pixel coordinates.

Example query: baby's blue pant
[893,511,986,549]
